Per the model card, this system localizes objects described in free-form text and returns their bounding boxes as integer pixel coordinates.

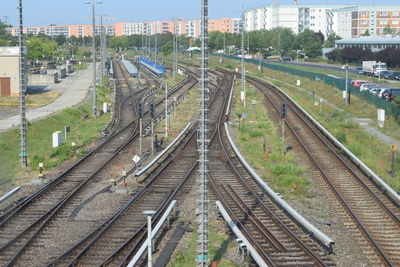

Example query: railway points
[2,2,400,265]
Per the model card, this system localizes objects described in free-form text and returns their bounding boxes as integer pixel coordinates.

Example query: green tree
[361,30,370,36]
[26,37,58,60]
[294,29,322,58]
[383,25,394,35]
[161,40,173,55]
[109,36,129,50]
[0,20,13,46]
[324,33,342,48]
[270,27,295,56]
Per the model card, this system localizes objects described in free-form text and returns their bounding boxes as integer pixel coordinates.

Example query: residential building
[329,6,400,38]
[6,18,239,39]
[0,47,27,97]
[6,24,114,38]
[335,36,400,52]
[244,4,400,38]
[244,4,350,37]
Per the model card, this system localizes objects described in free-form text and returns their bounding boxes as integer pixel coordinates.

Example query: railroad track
[245,74,400,266]
[196,69,332,266]
[44,69,232,266]
[0,60,197,266]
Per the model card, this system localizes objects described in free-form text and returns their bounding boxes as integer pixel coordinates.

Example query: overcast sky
[1,0,399,27]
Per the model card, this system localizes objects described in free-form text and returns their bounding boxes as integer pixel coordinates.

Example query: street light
[143,210,156,267]
[84,1,103,117]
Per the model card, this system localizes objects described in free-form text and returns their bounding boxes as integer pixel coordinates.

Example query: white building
[244,4,400,38]
[244,4,350,37]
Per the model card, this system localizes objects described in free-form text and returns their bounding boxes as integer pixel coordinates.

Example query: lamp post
[143,210,156,267]
[84,1,103,117]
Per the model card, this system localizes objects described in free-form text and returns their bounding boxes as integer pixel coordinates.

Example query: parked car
[267,55,281,59]
[360,83,376,92]
[370,87,389,97]
[392,72,400,80]
[351,80,371,87]
[280,56,294,61]
[354,67,364,75]
[382,88,400,101]
[380,71,396,80]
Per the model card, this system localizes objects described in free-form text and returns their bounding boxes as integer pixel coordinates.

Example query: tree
[324,33,341,48]
[383,25,394,35]
[109,36,129,50]
[270,27,295,55]
[0,20,13,46]
[361,30,370,36]
[161,40,173,55]
[26,37,58,60]
[294,30,322,58]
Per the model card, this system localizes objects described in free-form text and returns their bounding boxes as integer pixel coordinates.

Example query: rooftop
[336,36,400,44]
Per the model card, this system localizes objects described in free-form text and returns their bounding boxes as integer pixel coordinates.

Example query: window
[394,21,399,25]
[380,20,388,25]
[311,16,315,19]
[360,20,368,25]
[360,11,369,16]
[380,11,388,17]
[393,11,400,16]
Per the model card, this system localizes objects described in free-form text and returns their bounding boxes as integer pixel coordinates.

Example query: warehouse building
[0,47,26,97]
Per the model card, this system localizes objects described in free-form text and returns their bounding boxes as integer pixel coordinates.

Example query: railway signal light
[137,102,144,118]
[150,102,156,119]
[280,102,287,119]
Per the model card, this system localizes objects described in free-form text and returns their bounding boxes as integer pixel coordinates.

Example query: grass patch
[230,80,311,198]
[167,221,239,267]
[155,74,199,143]
[0,79,112,191]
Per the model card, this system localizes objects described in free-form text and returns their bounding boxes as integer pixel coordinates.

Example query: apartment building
[244,4,350,37]
[6,25,114,38]
[7,18,239,39]
[244,4,400,38]
[330,6,400,38]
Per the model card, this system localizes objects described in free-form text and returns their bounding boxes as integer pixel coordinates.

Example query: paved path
[0,64,95,132]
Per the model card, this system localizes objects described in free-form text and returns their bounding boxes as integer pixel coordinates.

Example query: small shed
[0,46,27,96]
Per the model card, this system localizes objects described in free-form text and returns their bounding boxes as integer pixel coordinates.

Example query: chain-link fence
[219,54,400,119]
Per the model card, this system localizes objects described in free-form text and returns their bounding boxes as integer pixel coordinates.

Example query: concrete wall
[28,73,59,85]
[47,67,67,79]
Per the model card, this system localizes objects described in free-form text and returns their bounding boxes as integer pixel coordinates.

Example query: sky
[1,0,399,27]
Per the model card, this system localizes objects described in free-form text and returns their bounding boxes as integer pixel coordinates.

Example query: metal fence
[219,54,400,119]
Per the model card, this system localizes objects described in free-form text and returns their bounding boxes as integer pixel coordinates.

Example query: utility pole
[154,30,158,64]
[18,0,27,168]
[100,15,104,86]
[241,12,246,107]
[173,19,177,80]
[84,1,103,117]
[197,0,209,265]
[165,79,168,138]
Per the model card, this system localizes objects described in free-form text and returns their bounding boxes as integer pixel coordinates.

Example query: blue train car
[138,57,165,77]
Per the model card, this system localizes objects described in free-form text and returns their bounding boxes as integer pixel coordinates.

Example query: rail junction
[0,59,399,266]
